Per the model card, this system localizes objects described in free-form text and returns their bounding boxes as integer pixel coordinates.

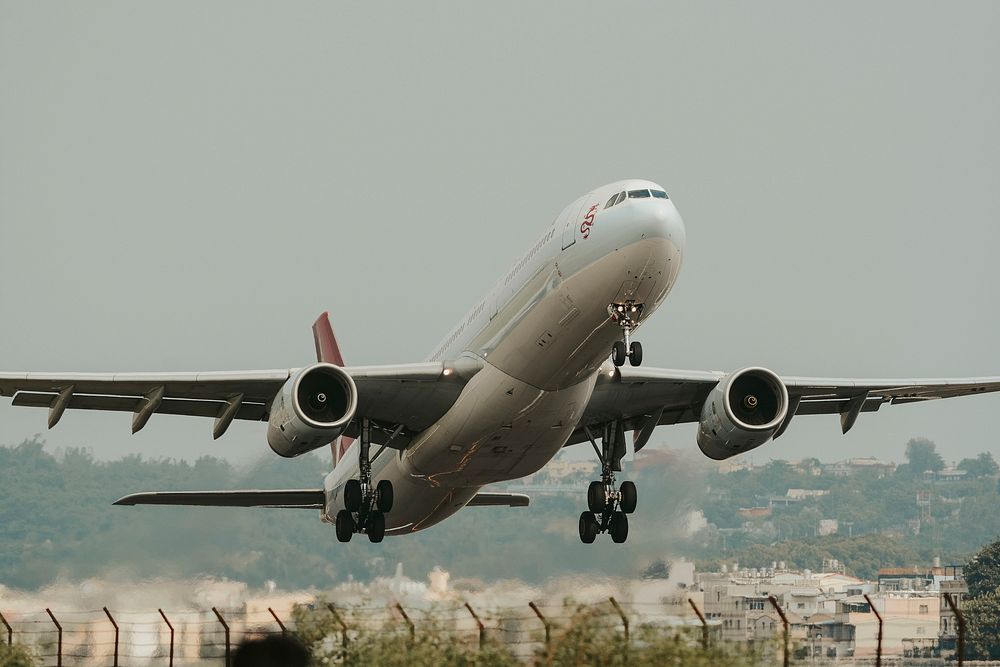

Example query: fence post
[0,611,11,646]
[864,594,883,667]
[394,603,415,644]
[529,601,551,654]
[103,607,119,667]
[609,597,629,663]
[45,609,62,667]
[268,608,288,637]
[464,602,485,649]
[213,607,231,667]
[944,592,965,667]
[687,598,709,650]
[768,596,790,667]
[327,604,348,650]
[159,609,174,667]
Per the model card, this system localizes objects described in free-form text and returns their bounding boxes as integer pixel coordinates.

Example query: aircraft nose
[634,199,686,247]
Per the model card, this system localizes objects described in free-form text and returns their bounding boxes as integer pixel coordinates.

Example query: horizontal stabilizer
[114,489,529,510]
[113,489,325,509]
[467,492,530,507]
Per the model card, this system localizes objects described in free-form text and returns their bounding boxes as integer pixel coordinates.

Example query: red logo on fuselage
[579,204,598,239]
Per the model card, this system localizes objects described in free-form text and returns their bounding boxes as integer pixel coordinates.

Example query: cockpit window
[651,190,669,199]
[628,189,651,199]
[605,191,627,209]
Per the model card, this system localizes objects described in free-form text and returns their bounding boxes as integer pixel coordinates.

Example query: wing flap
[113,489,325,508]
[13,391,268,421]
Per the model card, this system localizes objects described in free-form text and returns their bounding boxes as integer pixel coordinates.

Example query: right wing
[573,365,1000,449]
[0,361,470,443]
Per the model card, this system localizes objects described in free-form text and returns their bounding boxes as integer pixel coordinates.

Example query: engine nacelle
[267,363,358,458]
[697,367,789,460]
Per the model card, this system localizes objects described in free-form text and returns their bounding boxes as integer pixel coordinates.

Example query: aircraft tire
[609,511,629,544]
[628,341,643,366]
[335,510,354,543]
[367,511,386,543]
[579,511,599,544]
[376,480,394,513]
[587,481,606,513]
[620,481,637,514]
[612,341,627,367]
[344,479,363,512]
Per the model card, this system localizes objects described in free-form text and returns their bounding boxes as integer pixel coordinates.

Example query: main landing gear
[579,422,638,544]
[335,418,398,544]
[610,301,643,367]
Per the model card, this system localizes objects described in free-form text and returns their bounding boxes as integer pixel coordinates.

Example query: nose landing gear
[335,418,400,544]
[609,302,643,367]
[578,423,638,544]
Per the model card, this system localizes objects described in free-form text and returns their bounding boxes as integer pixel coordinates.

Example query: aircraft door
[561,199,585,250]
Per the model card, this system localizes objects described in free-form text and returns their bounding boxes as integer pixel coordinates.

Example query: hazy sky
[2,2,998,467]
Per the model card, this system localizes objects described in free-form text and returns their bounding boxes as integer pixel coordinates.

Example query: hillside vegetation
[1,438,998,589]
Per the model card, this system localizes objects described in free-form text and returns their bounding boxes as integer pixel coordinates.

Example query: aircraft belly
[399,363,594,487]
[323,452,479,533]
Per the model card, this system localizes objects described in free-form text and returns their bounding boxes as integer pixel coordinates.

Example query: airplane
[3,179,999,544]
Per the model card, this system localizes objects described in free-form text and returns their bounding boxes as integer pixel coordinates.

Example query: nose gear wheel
[609,301,643,366]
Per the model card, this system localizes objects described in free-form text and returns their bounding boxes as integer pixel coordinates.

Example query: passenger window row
[605,188,668,209]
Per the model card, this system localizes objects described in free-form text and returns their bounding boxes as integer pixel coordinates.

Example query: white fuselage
[323,180,686,534]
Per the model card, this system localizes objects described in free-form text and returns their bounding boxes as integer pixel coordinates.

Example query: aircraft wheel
[367,511,386,543]
[335,510,354,543]
[376,480,394,513]
[344,479,363,512]
[620,481,638,514]
[587,481,606,513]
[609,511,629,544]
[628,341,643,367]
[612,341,627,367]
[579,511,599,544]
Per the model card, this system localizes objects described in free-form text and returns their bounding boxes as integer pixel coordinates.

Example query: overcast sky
[1,2,998,468]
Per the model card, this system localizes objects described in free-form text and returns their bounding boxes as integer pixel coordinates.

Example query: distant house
[823,458,895,478]
[934,467,968,483]
[738,506,773,519]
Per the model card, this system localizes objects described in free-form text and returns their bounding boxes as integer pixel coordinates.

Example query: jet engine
[697,367,789,460]
[267,363,358,457]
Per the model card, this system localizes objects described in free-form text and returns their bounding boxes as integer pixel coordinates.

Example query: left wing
[0,362,467,442]
[573,365,1000,448]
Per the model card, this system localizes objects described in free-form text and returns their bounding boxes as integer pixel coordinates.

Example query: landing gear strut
[579,422,638,544]
[609,301,643,367]
[336,418,400,544]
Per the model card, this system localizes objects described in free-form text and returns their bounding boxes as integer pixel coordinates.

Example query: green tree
[958,452,1000,479]
[964,538,1000,659]
[903,438,944,475]
[965,538,1000,598]
[965,592,1000,660]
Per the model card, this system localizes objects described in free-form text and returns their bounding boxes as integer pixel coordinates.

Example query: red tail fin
[312,312,345,367]
[312,312,353,465]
